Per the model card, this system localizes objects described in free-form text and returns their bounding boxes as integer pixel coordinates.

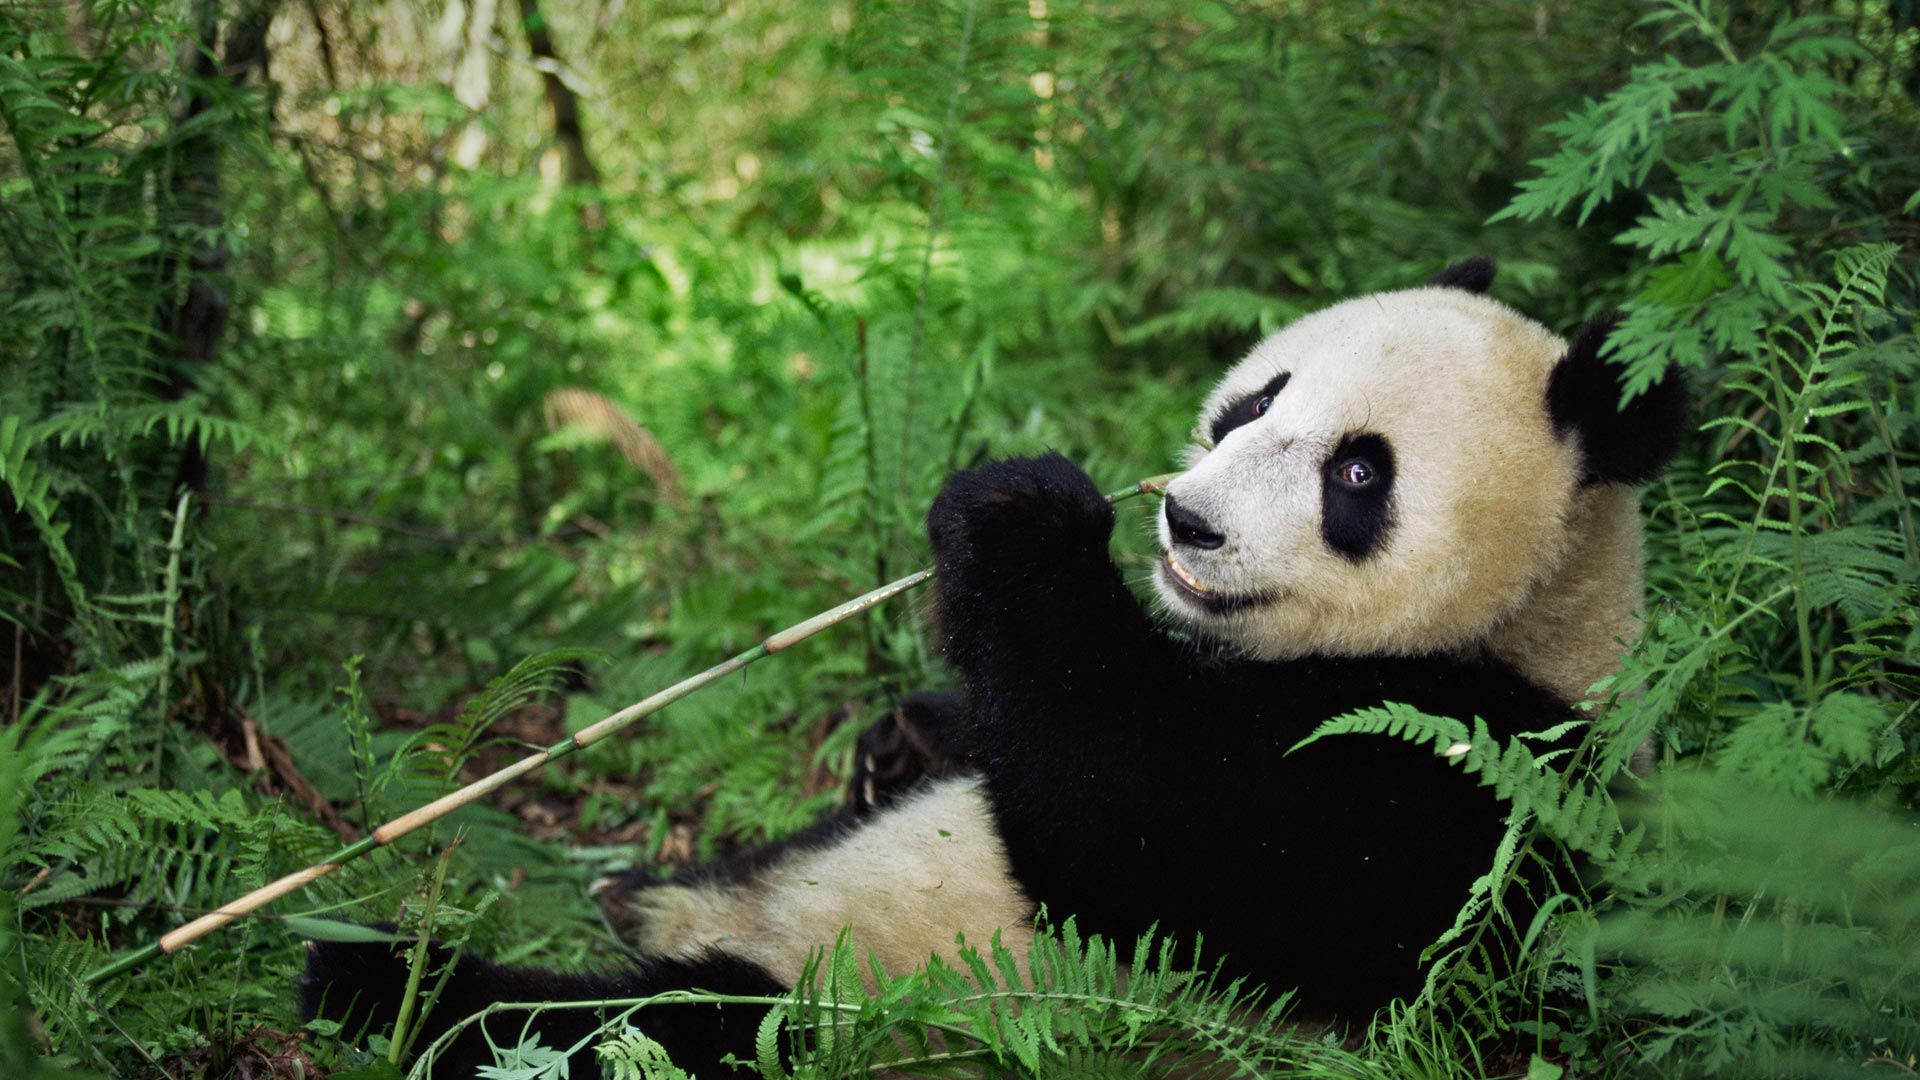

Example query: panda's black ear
[1548,317,1688,486]
[1429,256,1497,294]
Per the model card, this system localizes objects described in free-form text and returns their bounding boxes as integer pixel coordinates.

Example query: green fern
[597,1031,695,1080]
[415,920,1390,1080]
[1291,704,1624,859]
[1493,1,1871,398]
[0,414,88,615]
[1119,288,1302,347]
[6,1,1916,1076]
[1594,771,1920,1075]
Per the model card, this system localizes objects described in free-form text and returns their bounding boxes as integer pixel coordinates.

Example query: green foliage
[770,923,1318,1079]
[1595,772,1920,1076]
[1495,0,1912,399]
[441,922,1401,1080]
[597,1031,694,1080]
[4,0,1917,1076]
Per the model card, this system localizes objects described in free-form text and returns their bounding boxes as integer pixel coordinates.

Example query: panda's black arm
[926,454,1186,712]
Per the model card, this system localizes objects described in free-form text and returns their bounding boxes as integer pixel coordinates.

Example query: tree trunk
[516,0,600,189]
[159,0,272,494]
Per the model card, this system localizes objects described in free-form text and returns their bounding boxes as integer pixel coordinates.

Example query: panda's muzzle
[1159,495,1271,614]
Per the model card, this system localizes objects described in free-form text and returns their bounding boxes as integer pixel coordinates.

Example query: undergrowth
[3,0,1916,1077]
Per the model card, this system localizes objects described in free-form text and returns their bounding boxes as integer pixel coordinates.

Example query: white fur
[1156,286,1643,695]
[625,777,1033,986]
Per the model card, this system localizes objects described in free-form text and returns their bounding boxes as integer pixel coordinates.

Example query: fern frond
[1598,771,1920,1072]
[1291,703,1625,859]
[1118,289,1301,347]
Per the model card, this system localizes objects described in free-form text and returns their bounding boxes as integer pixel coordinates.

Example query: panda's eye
[1208,372,1291,445]
[1333,457,1376,489]
[1323,433,1394,560]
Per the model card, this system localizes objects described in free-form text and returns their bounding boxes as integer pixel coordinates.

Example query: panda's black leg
[301,937,785,1079]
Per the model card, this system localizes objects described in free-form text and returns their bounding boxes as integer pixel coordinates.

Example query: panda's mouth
[1159,553,1270,615]
[1164,551,1213,595]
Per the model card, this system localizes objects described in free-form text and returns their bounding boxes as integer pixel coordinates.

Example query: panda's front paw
[926,453,1114,565]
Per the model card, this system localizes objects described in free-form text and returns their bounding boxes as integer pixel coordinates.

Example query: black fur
[1547,318,1688,486]
[300,936,783,1078]
[1209,371,1291,445]
[306,451,1582,1070]
[1319,433,1396,560]
[927,453,1568,1017]
[1429,256,1497,294]
[847,690,967,811]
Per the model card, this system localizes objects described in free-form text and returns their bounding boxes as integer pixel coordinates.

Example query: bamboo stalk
[82,472,1176,985]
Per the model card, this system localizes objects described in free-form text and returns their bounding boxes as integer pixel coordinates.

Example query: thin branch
[82,473,1176,983]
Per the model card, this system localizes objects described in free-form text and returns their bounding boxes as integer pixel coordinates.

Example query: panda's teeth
[1165,553,1212,595]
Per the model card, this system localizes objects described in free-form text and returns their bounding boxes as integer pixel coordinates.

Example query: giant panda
[302,258,1686,1077]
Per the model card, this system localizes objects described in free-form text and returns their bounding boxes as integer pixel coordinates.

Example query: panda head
[1154,259,1686,684]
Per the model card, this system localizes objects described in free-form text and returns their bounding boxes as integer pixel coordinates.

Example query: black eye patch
[1322,433,1395,560]
[1208,372,1291,446]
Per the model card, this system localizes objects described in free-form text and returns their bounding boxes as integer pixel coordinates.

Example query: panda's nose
[1164,495,1226,550]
